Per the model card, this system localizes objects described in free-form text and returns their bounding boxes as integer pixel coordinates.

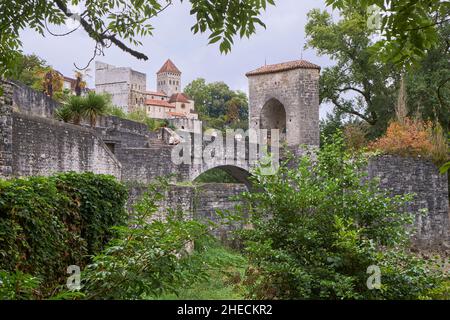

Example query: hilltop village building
[95,59,198,120]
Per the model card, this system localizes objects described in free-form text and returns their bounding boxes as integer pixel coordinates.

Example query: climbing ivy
[0,172,128,298]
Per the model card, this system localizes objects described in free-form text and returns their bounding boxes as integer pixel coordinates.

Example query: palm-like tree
[54,95,84,124]
[54,104,72,123]
[82,92,108,127]
[67,95,84,125]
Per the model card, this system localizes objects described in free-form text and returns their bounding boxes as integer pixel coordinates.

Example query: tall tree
[32,68,64,99]
[305,7,400,137]
[74,70,88,96]
[307,7,450,137]
[184,78,249,130]
[0,0,275,77]
[9,53,48,86]
[406,22,450,131]
[326,0,450,66]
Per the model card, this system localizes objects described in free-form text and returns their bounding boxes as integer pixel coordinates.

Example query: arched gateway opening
[260,98,287,143]
[193,165,252,189]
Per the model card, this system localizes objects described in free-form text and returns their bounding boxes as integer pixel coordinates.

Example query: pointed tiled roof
[157,59,181,74]
[246,59,320,77]
[169,93,190,103]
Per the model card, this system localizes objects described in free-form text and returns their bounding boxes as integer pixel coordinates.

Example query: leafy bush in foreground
[237,133,446,299]
[0,172,128,298]
[81,178,211,299]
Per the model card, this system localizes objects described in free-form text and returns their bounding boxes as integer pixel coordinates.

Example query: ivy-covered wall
[0,172,128,297]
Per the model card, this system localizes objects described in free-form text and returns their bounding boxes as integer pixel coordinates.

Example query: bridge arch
[190,164,252,188]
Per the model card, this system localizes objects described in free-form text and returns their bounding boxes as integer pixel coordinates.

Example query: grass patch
[149,238,248,300]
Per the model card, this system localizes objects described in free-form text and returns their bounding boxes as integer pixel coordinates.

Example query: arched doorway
[260,98,287,143]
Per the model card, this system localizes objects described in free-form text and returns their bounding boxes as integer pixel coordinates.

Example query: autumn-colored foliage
[369,118,434,158]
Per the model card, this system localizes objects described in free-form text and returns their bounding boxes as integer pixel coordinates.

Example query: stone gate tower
[246,60,321,147]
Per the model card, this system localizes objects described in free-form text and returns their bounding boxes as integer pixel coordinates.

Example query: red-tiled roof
[145,99,175,108]
[168,111,187,117]
[157,59,181,74]
[146,91,167,97]
[246,60,320,77]
[169,93,190,103]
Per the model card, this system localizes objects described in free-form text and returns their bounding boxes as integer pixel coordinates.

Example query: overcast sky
[19,0,335,118]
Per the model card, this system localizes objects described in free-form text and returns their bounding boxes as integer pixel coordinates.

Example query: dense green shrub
[236,133,447,300]
[81,178,210,299]
[0,172,127,297]
[0,270,41,300]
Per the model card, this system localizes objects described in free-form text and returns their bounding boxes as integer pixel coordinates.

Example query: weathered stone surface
[11,112,121,179]
[0,80,13,178]
[127,183,247,245]
[10,79,60,118]
[367,155,450,250]
[117,146,190,184]
[194,183,247,244]
[248,67,320,147]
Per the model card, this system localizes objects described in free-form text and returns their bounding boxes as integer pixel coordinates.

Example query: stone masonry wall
[10,80,59,118]
[117,145,190,184]
[127,183,247,244]
[367,155,449,251]
[11,112,121,179]
[92,115,159,149]
[0,80,13,179]
[194,184,247,244]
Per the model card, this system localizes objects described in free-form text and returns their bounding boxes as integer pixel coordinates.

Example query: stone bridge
[1,58,449,251]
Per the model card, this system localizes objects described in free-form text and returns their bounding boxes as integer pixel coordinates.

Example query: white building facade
[95,59,197,120]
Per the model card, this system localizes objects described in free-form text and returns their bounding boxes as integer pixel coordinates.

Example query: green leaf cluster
[81,178,211,299]
[235,133,446,299]
[55,92,109,126]
[184,78,249,131]
[0,0,275,78]
[0,172,128,298]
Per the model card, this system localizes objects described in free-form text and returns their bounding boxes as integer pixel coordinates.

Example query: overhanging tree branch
[331,97,376,125]
[52,0,149,61]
